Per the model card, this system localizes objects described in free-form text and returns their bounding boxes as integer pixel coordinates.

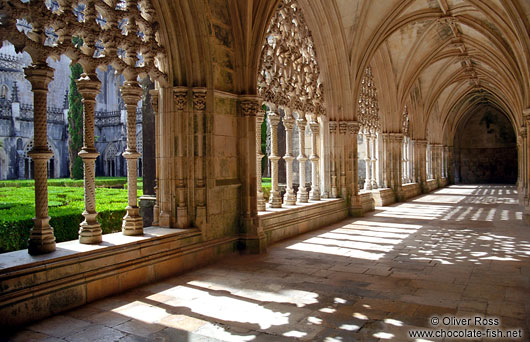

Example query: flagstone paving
[5,185,530,341]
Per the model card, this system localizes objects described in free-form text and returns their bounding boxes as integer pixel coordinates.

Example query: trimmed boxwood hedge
[0,186,141,253]
[0,177,143,189]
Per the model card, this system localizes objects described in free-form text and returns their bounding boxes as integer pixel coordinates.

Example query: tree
[67,63,84,179]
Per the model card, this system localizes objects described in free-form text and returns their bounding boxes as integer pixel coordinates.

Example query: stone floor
[5,185,530,342]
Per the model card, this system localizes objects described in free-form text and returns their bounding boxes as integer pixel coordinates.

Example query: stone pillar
[77,72,103,244]
[25,63,56,255]
[268,109,282,208]
[173,87,189,228]
[193,89,207,226]
[309,117,320,201]
[348,121,362,216]
[256,109,266,211]
[339,122,348,197]
[364,131,372,191]
[518,127,527,204]
[297,114,309,203]
[319,114,330,198]
[524,109,530,223]
[158,87,174,227]
[282,108,296,205]
[121,79,143,236]
[150,89,160,226]
[414,139,428,192]
[239,96,266,253]
[371,133,378,189]
[380,133,390,188]
[391,134,404,201]
[329,121,338,198]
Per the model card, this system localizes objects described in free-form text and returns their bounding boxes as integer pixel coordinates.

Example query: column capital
[149,89,159,113]
[520,126,527,138]
[268,112,281,126]
[173,86,188,111]
[309,120,320,134]
[347,121,360,134]
[24,63,54,91]
[240,96,260,117]
[329,121,338,133]
[282,114,295,129]
[193,88,207,111]
[338,121,348,134]
[121,80,143,104]
[76,73,101,101]
[523,108,530,121]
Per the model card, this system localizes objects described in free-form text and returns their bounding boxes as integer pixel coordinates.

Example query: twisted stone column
[149,89,160,226]
[329,121,338,198]
[309,118,320,201]
[77,73,102,244]
[121,80,143,236]
[364,131,372,191]
[283,109,296,205]
[297,115,309,203]
[25,64,56,255]
[268,110,282,208]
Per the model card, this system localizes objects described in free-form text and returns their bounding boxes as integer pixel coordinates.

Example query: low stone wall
[403,183,421,199]
[372,188,395,206]
[0,228,238,328]
[360,192,375,213]
[426,179,438,192]
[259,199,348,244]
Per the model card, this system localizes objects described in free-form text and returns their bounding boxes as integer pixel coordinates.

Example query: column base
[79,222,103,244]
[195,206,206,228]
[297,190,309,203]
[158,211,170,227]
[139,195,156,227]
[283,190,296,206]
[152,204,160,226]
[176,207,189,228]
[257,192,266,211]
[269,191,282,208]
[28,218,56,255]
[122,207,144,236]
[309,190,320,201]
[239,232,267,254]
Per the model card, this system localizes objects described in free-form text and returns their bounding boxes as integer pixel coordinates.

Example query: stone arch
[104,142,120,177]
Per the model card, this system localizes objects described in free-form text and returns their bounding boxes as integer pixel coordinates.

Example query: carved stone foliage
[0,0,166,80]
[357,67,380,133]
[257,0,324,115]
[402,105,409,137]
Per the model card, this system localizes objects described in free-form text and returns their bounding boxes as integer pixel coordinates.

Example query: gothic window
[256,0,325,209]
[0,85,7,99]
[357,67,381,191]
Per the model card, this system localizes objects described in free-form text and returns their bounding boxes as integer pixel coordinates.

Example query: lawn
[0,178,142,253]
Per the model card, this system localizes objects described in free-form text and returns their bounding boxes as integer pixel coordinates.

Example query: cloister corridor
[5,185,530,342]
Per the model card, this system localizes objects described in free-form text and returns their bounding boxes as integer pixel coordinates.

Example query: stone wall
[455,107,517,184]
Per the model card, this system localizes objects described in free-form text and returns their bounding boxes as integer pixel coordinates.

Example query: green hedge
[0,186,141,253]
[0,177,143,189]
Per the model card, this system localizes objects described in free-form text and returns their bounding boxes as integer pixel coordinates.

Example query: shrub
[0,186,141,253]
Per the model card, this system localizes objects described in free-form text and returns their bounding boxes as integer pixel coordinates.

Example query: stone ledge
[402,183,421,200]
[258,199,347,244]
[0,227,238,327]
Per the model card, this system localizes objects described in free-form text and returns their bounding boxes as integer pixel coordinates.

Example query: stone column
[339,122,348,197]
[239,96,266,252]
[319,114,330,198]
[518,127,527,204]
[77,72,102,244]
[391,134,404,201]
[149,89,160,226]
[282,108,296,205]
[414,139,428,192]
[329,121,338,198]
[296,114,309,203]
[158,87,174,227]
[524,109,530,223]
[174,87,189,228]
[121,79,143,236]
[25,63,56,255]
[268,109,282,207]
[371,133,378,189]
[364,131,372,191]
[256,109,266,211]
[348,121,362,216]
[380,133,390,188]
[193,89,207,226]
[309,117,320,201]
